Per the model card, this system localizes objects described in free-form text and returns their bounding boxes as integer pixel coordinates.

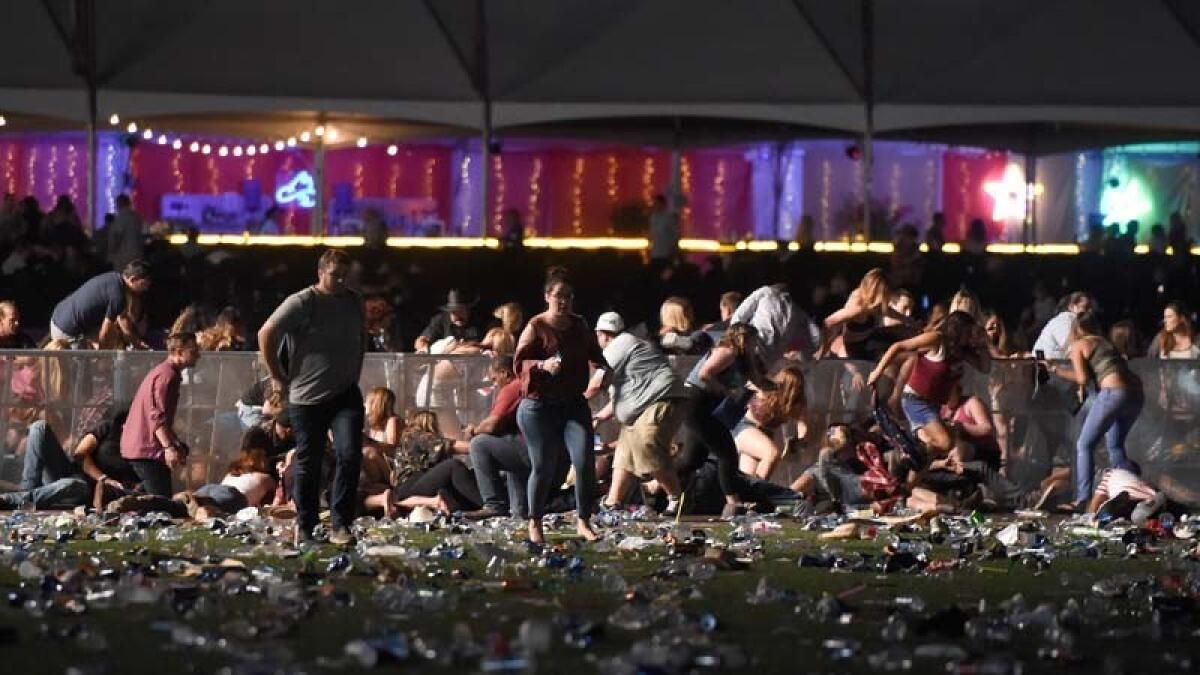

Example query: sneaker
[328,526,356,547]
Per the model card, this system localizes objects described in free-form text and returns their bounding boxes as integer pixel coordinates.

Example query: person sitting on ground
[414,289,482,352]
[49,259,152,348]
[1,403,139,510]
[790,423,892,511]
[589,311,688,513]
[362,410,477,517]
[735,365,807,481]
[364,387,403,450]
[109,427,278,519]
[465,356,535,519]
[0,300,35,348]
[236,356,285,431]
[119,332,199,496]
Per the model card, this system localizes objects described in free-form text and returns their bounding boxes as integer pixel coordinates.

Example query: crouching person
[589,312,686,514]
[465,356,530,519]
[120,332,200,496]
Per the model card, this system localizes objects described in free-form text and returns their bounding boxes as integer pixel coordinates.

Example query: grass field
[0,511,1196,674]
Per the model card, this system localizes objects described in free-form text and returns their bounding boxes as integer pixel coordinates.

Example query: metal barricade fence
[1,351,1197,491]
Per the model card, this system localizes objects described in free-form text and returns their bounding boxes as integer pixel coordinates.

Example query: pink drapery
[482,146,752,239]
[941,149,1012,241]
[0,136,88,221]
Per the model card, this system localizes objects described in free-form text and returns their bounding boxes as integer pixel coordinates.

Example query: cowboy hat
[442,289,477,312]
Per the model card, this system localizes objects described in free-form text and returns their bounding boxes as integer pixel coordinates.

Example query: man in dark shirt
[0,405,136,510]
[0,301,34,349]
[50,259,151,348]
[414,289,482,352]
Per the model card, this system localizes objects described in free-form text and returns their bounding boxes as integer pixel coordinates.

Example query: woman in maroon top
[868,311,990,455]
[514,267,609,544]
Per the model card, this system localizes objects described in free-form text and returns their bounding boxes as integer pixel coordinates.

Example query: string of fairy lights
[104,113,394,157]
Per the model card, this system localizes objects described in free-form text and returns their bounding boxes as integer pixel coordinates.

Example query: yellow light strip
[680,238,724,252]
[161,235,1195,256]
[525,237,648,250]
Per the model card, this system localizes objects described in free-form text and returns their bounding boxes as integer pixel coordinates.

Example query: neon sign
[275,170,316,208]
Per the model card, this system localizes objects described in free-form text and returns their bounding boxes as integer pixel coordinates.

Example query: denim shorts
[900,394,941,431]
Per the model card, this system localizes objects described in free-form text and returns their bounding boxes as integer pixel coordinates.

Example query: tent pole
[860,0,875,241]
[314,139,326,238]
[475,0,491,242]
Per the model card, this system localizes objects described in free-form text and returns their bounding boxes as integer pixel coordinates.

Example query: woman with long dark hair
[869,310,991,455]
[676,323,775,518]
[514,267,609,544]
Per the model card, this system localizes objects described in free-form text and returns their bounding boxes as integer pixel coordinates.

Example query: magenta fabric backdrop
[0,135,89,223]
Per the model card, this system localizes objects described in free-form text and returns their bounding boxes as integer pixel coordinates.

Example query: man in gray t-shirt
[588,312,686,512]
[258,250,365,547]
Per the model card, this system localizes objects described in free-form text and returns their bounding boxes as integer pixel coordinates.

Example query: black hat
[442,289,477,312]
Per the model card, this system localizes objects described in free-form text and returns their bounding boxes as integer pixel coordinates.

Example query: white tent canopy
[1,0,1197,140]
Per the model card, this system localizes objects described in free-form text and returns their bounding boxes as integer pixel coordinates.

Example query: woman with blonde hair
[481,302,523,355]
[360,409,479,517]
[735,365,807,480]
[949,288,984,325]
[364,387,402,448]
[198,306,247,351]
[822,268,908,360]
[658,296,698,354]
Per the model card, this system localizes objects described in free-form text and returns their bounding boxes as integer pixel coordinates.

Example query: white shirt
[1032,311,1076,359]
[729,285,820,366]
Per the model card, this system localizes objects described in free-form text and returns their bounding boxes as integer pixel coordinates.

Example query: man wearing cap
[588,311,686,514]
[414,289,483,352]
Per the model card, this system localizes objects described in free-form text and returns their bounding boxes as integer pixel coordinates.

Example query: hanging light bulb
[157,135,168,145]
[326,128,339,142]
[218,146,229,157]
[259,143,270,154]
[357,137,368,148]
[0,115,7,127]
[286,137,297,147]
[126,122,138,133]
[201,144,212,155]
[189,141,200,152]
[300,131,311,142]
[142,129,153,140]
[387,145,398,156]
[233,146,243,157]
[274,140,285,151]
[172,139,183,150]
[315,125,326,137]
[108,114,120,126]
[246,145,256,157]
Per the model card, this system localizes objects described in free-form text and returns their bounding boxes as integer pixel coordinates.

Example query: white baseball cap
[594,311,624,334]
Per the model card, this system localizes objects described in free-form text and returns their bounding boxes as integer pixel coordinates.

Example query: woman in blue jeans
[514,267,609,544]
[1047,311,1144,510]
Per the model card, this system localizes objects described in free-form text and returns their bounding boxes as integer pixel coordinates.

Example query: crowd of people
[1,191,1199,544]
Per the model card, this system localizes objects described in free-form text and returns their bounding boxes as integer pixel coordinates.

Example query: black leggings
[395,459,482,512]
[675,391,742,499]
